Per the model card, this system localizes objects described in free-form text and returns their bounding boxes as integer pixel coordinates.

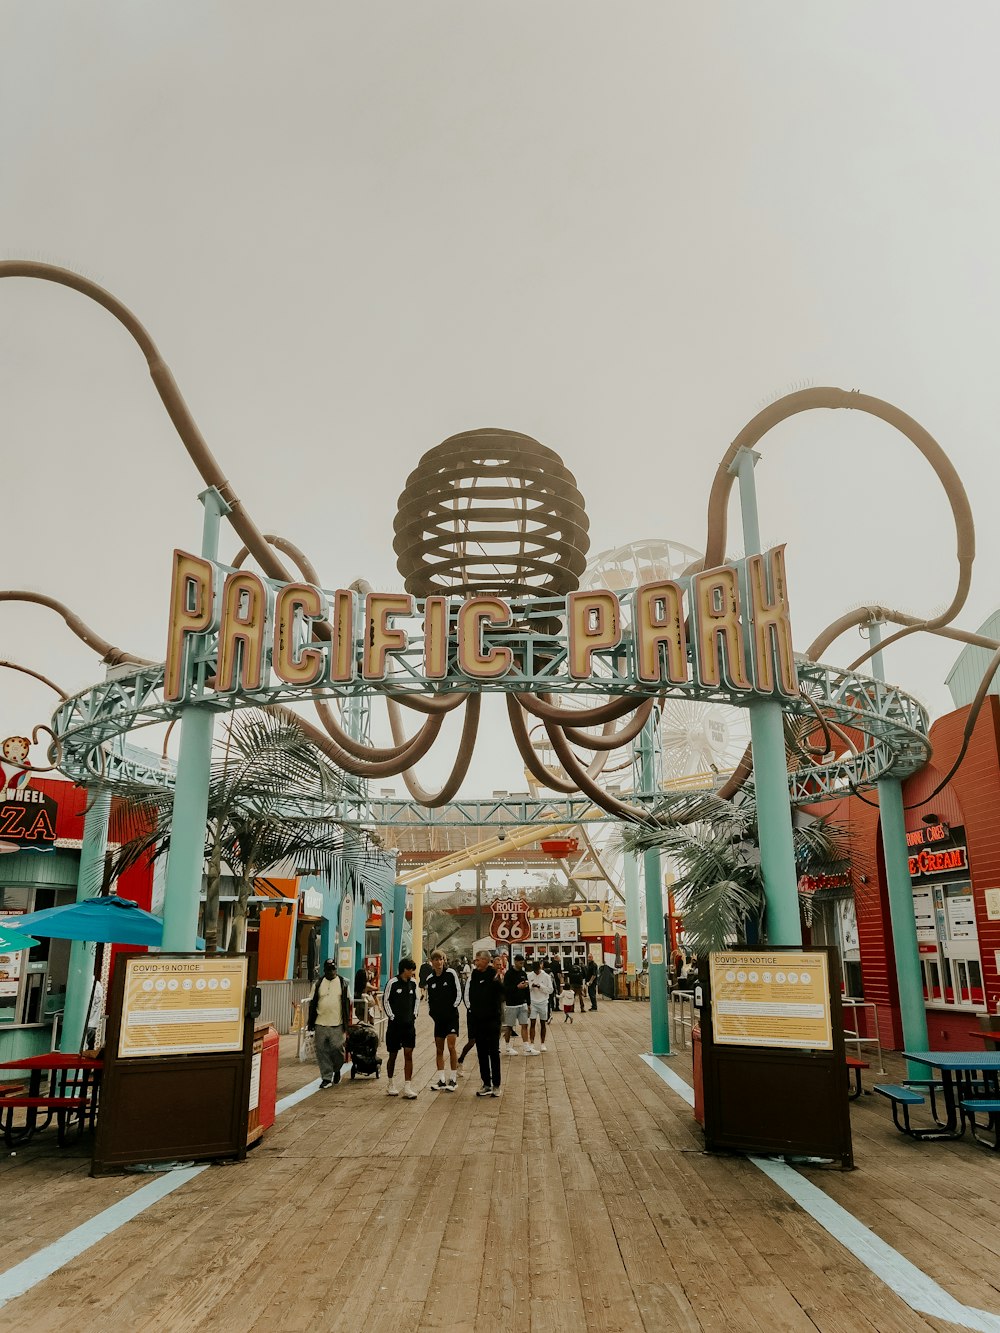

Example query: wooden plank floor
[0,1002,998,1331]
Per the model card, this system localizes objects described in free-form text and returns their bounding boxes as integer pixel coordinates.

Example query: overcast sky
[3,3,999,804]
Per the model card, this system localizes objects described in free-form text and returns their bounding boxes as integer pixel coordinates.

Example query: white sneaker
[524,1046,538,1055]
[444,1079,457,1092]
[540,1044,547,1052]
[403,1082,418,1099]
[505,1045,519,1055]
[387,1081,399,1097]
[430,1077,447,1090]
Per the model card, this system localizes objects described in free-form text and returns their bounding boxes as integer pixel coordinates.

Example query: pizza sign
[0,788,57,848]
[489,896,531,943]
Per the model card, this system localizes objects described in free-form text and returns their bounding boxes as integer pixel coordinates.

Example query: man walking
[383,957,420,1099]
[502,953,535,1054]
[425,949,461,1091]
[568,959,586,1014]
[585,956,600,1011]
[544,951,562,1016]
[307,959,352,1089]
[528,959,553,1052]
[465,948,505,1097]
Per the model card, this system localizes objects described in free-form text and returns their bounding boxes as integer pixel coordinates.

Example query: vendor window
[913,882,984,1008]
[0,885,72,1026]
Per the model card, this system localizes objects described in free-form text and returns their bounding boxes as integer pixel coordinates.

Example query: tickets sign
[489,896,531,944]
[709,950,832,1051]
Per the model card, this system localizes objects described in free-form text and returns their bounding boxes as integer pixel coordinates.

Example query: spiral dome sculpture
[393,428,590,599]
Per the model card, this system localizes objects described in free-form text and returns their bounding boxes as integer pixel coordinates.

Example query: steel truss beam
[51,649,930,818]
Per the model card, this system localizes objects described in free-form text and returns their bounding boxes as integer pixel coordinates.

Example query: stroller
[346,1020,382,1080]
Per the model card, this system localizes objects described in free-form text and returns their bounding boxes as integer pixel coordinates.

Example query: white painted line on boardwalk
[0,1071,325,1311]
[640,1053,1000,1333]
[0,1166,207,1309]
[275,1075,322,1114]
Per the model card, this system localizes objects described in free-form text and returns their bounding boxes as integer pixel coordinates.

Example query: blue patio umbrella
[2,895,204,948]
[0,925,40,951]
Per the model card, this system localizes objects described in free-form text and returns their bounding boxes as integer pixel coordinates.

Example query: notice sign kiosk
[93,952,258,1176]
[699,946,853,1169]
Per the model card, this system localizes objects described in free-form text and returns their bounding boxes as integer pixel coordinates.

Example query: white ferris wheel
[580,538,752,787]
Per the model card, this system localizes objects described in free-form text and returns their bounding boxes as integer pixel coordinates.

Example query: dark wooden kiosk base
[699,946,854,1170]
[92,951,257,1176]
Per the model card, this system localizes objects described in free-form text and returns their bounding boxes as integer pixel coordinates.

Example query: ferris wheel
[581,538,752,786]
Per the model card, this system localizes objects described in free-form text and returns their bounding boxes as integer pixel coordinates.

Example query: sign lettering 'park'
[164,545,798,703]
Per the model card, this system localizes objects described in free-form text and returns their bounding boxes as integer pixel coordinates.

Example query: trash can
[247,1024,280,1146]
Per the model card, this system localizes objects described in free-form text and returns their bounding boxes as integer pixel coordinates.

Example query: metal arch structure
[1,258,990,1063]
[50,648,930,813]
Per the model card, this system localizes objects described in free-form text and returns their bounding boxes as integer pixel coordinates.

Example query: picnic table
[877,1051,1000,1142]
[0,1052,103,1147]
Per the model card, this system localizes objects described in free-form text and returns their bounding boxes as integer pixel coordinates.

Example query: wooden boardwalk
[0,1002,998,1331]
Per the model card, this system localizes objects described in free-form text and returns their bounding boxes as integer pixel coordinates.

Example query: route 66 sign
[489,896,530,943]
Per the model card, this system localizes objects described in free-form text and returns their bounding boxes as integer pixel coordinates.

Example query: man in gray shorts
[527,958,553,1052]
[502,953,535,1055]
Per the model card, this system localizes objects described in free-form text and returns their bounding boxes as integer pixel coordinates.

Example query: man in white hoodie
[527,959,553,1052]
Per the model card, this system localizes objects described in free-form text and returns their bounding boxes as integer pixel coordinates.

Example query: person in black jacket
[465,949,505,1097]
[502,954,536,1055]
[585,957,600,1011]
[383,958,420,1099]
[425,949,462,1091]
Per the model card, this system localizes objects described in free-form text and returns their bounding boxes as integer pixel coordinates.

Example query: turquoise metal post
[868,621,929,1075]
[623,852,642,981]
[639,720,670,1055]
[731,448,802,946]
[161,487,230,952]
[379,903,390,981]
[59,789,111,1053]
[392,881,407,972]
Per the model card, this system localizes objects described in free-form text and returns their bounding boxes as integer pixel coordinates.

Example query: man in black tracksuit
[464,949,505,1097]
[382,957,420,1099]
[425,949,462,1091]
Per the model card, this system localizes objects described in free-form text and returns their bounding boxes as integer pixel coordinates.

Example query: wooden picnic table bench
[845,1055,868,1099]
[0,1093,90,1147]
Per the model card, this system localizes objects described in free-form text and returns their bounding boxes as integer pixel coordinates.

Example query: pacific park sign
[164,545,799,704]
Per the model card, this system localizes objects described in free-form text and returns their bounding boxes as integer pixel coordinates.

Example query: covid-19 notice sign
[709,950,832,1050]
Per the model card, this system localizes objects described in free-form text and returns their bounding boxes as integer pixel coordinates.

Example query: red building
[804,697,1000,1051]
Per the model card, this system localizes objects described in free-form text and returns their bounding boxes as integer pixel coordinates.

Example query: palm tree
[108,710,366,952]
[621,785,846,958]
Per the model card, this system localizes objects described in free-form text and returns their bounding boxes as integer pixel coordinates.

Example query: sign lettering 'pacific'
[164,545,798,704]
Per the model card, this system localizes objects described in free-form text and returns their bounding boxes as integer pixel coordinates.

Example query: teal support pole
[732,448,802,946]
[60,789,111,1053]
[161,487,230,953]
[379,905,390,981]
[640,720,670,1055]
[868,621,929,1075]
[392,882,407,973]
[623,852,642,980]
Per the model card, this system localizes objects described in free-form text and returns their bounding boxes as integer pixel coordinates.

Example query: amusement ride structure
[4,260,1000,1063]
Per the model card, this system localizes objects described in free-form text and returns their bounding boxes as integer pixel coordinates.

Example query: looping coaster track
[0,260,988,829]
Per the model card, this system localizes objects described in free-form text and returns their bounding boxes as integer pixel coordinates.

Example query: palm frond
[675,879,763,957]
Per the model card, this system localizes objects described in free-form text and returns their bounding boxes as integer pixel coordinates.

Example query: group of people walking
[308,947,603,1098]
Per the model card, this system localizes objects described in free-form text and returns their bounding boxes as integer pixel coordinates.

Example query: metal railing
[258,979,314,1034]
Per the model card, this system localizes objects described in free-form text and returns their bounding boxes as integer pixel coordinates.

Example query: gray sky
[3,2,999,799]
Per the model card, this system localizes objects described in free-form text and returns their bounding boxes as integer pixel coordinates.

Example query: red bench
[0,1094,90,1147]
[846,1056,869,1099]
